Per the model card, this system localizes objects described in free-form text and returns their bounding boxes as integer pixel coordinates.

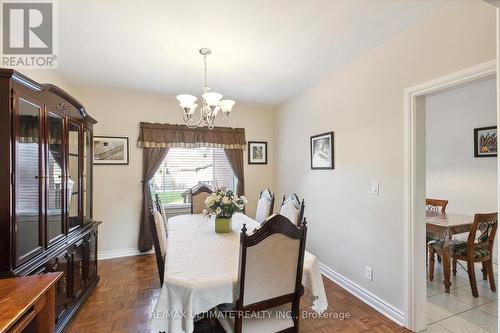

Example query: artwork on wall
[248,141,267,164]
[93,136,129,165]
[474,126,497,158]
[310,131,334,169]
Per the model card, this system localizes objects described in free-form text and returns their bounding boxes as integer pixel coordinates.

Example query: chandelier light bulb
[202,92,223,107]
[219,100,235,113]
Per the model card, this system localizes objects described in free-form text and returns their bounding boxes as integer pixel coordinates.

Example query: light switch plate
[365,266,373,281]
[370,181,379,195]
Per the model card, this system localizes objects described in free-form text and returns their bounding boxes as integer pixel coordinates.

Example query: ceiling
[57,0,450,105]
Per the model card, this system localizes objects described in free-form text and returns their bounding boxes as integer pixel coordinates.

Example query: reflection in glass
[83,129,91,224]
[68,121,80,230]
[16,98,41,258]
[47,113,64,242]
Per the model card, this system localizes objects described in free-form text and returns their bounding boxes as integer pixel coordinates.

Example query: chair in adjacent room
[254,189,275,224]
[190,184,213,214]
[451,213,497,297]
[216,214,308,333]
[426,198,449,265]
[279,193,305,226]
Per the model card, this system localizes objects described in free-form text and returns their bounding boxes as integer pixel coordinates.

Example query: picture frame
[474,126,497,158]
[248,141,267,164]
[310,131,334,169]
[93,136,129,165]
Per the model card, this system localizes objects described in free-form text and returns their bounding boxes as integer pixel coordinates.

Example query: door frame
[403,60,497,331]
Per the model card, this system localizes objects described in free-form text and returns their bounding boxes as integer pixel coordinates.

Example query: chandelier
[176,48,235,129]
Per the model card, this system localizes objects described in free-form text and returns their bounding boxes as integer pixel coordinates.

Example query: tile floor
[426,261,498,333]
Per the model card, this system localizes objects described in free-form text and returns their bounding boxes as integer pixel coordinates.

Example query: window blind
[152,147,236,206]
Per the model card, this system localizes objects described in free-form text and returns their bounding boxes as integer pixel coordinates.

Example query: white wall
[274,0,496,315]
[426,78,497,215]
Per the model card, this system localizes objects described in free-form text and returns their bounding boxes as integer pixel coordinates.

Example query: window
[152,147,236,207]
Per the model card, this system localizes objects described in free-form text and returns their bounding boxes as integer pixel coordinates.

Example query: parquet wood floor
[66,255,409,333]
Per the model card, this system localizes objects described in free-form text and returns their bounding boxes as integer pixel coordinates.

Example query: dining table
[150,213,328,333]
[426,211,473,293]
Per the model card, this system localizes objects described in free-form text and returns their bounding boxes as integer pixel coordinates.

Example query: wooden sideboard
[0,273,63,333]
[0,69,100,333]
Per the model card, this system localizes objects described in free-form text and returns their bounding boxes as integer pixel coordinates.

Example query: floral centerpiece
[203,186,247,233]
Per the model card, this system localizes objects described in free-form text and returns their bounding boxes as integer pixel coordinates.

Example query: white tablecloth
[150,213,327,333]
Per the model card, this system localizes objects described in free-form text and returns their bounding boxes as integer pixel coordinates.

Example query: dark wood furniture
[190,185,213,214]
[426,198,449,264]
[451,213,497,297]
[218,214,308,333]
[426,212,473,293]
[426,199,448,214]
[0,272,62,333]
[0,69,100,333]
[280,193,305,225]
[149,208,166,287]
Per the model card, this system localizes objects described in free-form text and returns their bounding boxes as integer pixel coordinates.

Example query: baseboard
[318,262,406,326]
[98,248,154,260]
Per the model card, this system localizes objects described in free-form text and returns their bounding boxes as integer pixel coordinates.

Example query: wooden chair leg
[487,259,496,292]
[428,247,435,281]
[467,260,479,297]
[481,262,488,280]
[452,258,457,276]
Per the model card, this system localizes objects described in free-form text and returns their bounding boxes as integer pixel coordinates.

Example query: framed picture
[93,136,129,165]
[474,126,497,158]
[248,141,267,164]
[310,131,334,169]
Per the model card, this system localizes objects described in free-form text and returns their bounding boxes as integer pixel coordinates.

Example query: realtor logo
[1,0,58,68]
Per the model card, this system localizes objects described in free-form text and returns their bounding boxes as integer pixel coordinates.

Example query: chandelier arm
[183,111,203,128]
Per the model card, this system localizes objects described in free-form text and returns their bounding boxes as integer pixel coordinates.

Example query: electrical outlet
[365,266,373,281]
[370,181,379,195]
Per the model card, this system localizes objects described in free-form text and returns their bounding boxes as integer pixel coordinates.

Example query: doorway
[404,60,497,332]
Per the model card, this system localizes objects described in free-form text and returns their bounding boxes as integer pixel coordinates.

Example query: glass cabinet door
[47,112,65,244]
[15,97,43,263]
[68,121,81,230]
[83,128,92,224]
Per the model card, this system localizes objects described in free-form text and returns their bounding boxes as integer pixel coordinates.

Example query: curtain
[138,123,246,150]
[224,149,244,196]
[138,147,169,252]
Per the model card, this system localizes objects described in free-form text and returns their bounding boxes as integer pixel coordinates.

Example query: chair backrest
[190,185,213,214]
[279,193,305,225]
[467,213,498,254]
[149,207,167,286]
[155,194,168,230]
[426,198,448,214]
[235,214,307,331]
[255,189,275,224]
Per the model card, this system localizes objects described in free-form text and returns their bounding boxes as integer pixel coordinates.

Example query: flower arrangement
[203,186,247,218]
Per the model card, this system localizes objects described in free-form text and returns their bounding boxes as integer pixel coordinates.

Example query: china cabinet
[0,69,100,333]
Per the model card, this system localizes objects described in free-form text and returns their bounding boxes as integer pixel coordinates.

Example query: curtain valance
[137,123,246,150]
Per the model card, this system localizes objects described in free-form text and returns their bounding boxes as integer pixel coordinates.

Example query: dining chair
[149,207,167,286]
[216,214,308,333]
[426,198,448,264]
[190,184,213,214]
[451,213,497,297]
[279,193,305,226]
[155,193,168,230]
[255,189,275,224]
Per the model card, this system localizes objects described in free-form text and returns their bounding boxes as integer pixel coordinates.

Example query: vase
[215,216,232,233]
